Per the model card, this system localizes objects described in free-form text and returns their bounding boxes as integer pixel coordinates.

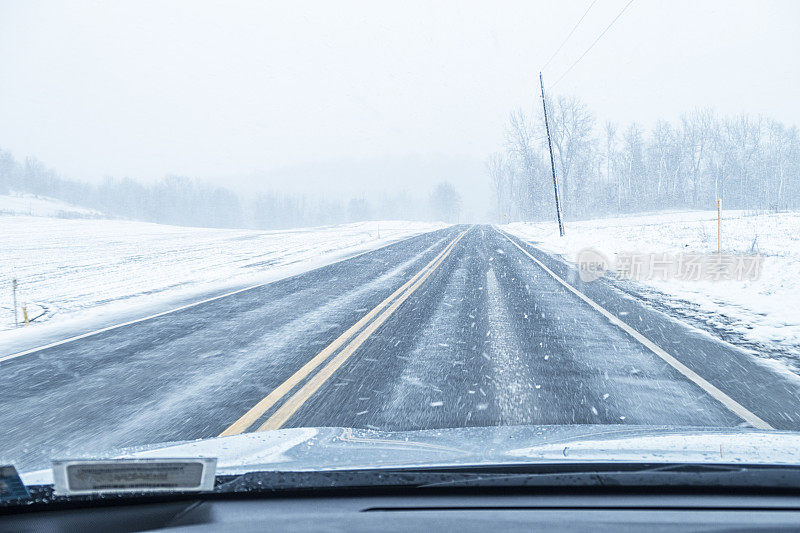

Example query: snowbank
[0,216,447,340]
[503,210,800,361]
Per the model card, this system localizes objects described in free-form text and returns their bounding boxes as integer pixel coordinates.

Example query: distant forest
[0,149,462,228]
[489,99,800,222]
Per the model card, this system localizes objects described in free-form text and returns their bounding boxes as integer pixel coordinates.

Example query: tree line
[489,97,800,222]
[0,148,463,228]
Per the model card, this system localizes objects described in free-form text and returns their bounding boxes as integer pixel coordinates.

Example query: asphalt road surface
[3,225,800,472]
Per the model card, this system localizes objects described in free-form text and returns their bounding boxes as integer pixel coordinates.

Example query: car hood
[20,424,800,485]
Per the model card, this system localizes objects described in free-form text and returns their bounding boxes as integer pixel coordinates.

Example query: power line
[541,0,599,72]
[550,0,636,89]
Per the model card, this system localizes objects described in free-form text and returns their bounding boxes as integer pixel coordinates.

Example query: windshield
[1,0,799,501]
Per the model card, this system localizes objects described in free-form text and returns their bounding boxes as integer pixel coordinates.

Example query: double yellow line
[219,227,471,436]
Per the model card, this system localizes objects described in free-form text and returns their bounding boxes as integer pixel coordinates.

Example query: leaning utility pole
[539,72,565,237]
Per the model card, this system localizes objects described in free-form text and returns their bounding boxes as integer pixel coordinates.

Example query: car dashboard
[4,489,800,532]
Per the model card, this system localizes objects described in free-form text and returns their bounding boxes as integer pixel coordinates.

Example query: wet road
[2,224,800,472]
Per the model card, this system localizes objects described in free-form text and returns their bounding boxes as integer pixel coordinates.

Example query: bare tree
[764,120,799,209]
[680,109,715,207]
[505,109,549,220]
[621,123,645,210]
[429,181,462,222]
[723,114,763,208]
[487,152,507,222]
[544,95,594,216]
[604,122,619,210]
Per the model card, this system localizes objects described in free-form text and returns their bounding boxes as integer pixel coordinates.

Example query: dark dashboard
[4,490,800,532]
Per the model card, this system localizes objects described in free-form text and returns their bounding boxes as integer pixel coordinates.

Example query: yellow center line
[256,228,471,432]
[218,228,469,437]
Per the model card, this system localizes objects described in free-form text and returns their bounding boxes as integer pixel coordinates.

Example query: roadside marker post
[717,198,722,255]
[11,278,18,328]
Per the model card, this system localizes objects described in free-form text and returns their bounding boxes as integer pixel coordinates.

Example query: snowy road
[3,224,800,473]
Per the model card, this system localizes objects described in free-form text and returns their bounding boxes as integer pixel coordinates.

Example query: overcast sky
[1,0,798,216]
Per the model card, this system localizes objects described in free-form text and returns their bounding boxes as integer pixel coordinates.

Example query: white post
[717,198,722,255]
[12,278,18,327]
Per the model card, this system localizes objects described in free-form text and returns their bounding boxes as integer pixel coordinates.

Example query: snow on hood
[20,424,800,485]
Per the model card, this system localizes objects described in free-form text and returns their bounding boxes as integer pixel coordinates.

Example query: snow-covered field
[0,214,447,342]
[503,210,800,365]
[0,192,102,218]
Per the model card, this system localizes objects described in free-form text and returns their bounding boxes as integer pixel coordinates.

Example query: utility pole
[540,72,565,237]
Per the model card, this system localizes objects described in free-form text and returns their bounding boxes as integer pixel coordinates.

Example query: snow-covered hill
[0,192,103,218]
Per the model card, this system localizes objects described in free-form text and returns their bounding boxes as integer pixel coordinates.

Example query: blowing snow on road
[3,224,799,473]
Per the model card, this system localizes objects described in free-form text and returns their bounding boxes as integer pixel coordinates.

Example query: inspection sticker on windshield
[52,458,217,495]
[0,465,29,501]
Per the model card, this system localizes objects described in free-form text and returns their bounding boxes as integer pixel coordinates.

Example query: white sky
[1,0,798,216]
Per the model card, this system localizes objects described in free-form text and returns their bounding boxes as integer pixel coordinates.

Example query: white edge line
[1,228,453,363]
[495,226,773,431]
